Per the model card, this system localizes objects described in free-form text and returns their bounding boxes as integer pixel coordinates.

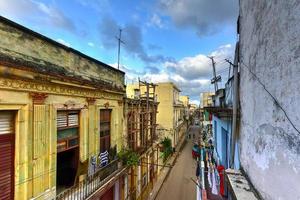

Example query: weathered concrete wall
[0,71,124,199]
[0,17,124,89]
[239,1,300,199]
[156,83,175,146]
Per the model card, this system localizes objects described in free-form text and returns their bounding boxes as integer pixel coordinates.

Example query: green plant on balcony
[160,137,173,162]
[118,149,139,167]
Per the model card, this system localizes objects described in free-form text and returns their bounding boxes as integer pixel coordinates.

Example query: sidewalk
[148,134,187,200]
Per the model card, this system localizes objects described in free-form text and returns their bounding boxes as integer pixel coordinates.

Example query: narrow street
[156,125,200,200]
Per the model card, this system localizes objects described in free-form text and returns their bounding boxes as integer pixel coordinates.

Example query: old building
[0,16,126,200]
[205,87,239,169]
[199,92,214,128]
[237,1,300,199]
[200,92,214,108]
[124,81,159,200]
[179,95,190,122]
[156,82,186,148]
[127,82,186,148]
[189,103,198,113]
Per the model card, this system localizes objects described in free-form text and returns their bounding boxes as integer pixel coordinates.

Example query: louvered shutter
[57,112,67,128]
[68,113,79,126]
[0,111,15,200]
[0,112,14,135]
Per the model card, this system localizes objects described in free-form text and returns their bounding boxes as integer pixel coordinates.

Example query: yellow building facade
[127,82,186,148]
[200,92,215,108]
[0,17,125,200]
[179,95,189,108]
[124,82,159,200]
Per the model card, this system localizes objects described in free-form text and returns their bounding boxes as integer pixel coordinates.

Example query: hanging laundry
[88,156,96,176]
[214,167,220,186]
[196,180,202,200]
[99,150,109,167]
[207,165,212,188]
[211,168,218,195]
[196,163,200,177]
[217,165,225,196]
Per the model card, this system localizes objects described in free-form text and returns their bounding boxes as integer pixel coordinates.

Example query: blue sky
[0,0,238,104]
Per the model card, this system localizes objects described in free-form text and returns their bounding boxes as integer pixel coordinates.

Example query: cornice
[0,77,123,100]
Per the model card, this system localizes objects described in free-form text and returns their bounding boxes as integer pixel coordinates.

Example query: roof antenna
[116,28,125,70]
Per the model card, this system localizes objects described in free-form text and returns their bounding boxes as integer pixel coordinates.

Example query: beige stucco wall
[179,95,189,107]
[126,82,185,147]
[0,17,124,89]
[0,77,124,200]
[200,92,214,108]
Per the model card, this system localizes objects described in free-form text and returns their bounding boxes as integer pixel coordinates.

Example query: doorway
[56,110,80,194]
[56,148,79,193]
[0,111,15,200]
[221,127,228,168]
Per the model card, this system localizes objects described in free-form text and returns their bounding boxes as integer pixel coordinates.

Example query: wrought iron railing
[56,159,120,200]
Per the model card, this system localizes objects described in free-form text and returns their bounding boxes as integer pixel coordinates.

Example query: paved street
[156,125,200,200]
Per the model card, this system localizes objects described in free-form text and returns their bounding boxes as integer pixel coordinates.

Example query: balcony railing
[56,159,121,200]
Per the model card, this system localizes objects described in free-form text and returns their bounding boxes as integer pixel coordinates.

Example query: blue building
[205,78,240,170]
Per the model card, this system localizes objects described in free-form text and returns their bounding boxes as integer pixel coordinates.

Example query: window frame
[57,110,80,153]
[100,109,112,153]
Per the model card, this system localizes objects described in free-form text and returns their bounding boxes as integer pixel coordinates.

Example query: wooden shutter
[0,111,15,200]
[57,112,67,128]
[0,112,14,135]
[68,112,79,126]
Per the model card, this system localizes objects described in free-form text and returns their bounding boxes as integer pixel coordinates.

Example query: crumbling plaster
[239,1,300,199]
[0,18,125,89]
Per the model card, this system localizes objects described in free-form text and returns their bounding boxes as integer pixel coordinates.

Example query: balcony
[173,100,184,107]
[56,159,123,200]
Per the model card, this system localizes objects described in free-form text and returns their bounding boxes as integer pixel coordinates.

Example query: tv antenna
[116,28,125,69]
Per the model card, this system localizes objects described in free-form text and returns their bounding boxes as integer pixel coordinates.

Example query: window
[100,109,111,153]
[0,111,15,200]
[57,111,79,153]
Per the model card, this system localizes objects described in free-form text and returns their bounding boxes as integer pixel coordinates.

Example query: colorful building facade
[0,17,125,200]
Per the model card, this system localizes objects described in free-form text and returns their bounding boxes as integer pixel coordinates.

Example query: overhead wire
[240,61,300,135]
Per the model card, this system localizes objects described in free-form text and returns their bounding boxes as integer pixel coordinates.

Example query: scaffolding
[126,79,159,154]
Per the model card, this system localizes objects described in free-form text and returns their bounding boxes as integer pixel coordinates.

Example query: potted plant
[118,149,139,167]
[160,137,173,162]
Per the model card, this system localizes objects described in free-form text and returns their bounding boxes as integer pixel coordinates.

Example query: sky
[0,0,239,105]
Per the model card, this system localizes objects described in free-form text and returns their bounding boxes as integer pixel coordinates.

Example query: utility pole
[116,28,125,70]
[225,44,238,168]
[228,62,232,80]
[208,56,221,92]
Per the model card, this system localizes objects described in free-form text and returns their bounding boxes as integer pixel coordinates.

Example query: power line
[240,61,300,135]
[216,67,230,74]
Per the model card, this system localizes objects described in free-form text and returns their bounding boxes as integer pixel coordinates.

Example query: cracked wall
[0,17,125,89]
[239,1,300,199]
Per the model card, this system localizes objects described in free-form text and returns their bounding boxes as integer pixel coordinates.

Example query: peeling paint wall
[239,1,300,199]
[0,18,124,89]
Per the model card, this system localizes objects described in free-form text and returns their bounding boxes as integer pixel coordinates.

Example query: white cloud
[88,42,95,47]
[0,0,76,32]
[190,99,200,106]
[56,38,71,47]
[124,44,234,102]
[158,0,238,36]
[148,14,165,28]
[164,44,234,80]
